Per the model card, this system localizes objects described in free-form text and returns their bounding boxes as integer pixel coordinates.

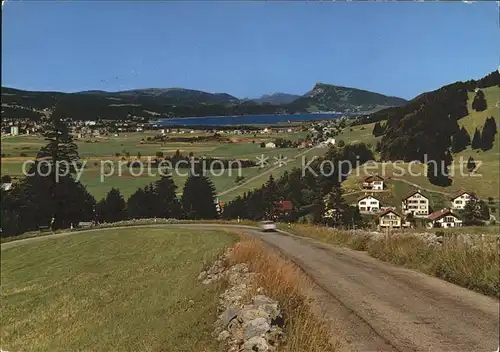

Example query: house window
[360,201,366,205]
[445,216,455,222]
[420,200,426,203]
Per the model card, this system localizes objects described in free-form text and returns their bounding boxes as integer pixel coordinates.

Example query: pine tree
[127,188,148,219]
[181,174,217,219]
[153,175,182,219]
[25,107,95,230]
[466,156,476,172]
[471,128,481,149]
[426,151,452,187]
[262,175,281,219]
[97,188,126,223]
[372,121,384,137]
[461,126,471,147]
[480,117,497,151]
[322,182,348,227]
[471,89,487,112]
[451,127,471,153]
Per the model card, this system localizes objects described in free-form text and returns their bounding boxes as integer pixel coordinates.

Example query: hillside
[337,80,499,201]
[80,88,239,105]
[1,83,408,121]
[1,87,284,121]
[288,83,408,113]
[250,93,301,105]
[374,70,499,163]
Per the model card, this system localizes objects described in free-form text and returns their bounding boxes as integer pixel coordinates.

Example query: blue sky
[2,1,498,99]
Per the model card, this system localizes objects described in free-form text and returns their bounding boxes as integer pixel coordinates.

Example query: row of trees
[471,117,497,151]
[223,143,375,227]
[97,172,218,223]
[0,111,220,238]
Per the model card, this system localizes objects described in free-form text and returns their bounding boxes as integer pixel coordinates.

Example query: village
[256,174,483,231]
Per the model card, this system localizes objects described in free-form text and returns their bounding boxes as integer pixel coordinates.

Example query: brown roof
[402,189,428,200]
[377,209,402,218]
[363,174,384,182]
[450,190,475,201]
[427,208,460,221]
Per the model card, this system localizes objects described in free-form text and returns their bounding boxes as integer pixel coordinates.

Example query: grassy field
[1,227,236,352]
[1,130,323,200]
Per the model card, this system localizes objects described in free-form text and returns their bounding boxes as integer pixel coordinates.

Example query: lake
[153,113,344,126]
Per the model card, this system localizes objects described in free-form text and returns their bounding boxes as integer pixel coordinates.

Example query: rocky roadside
[319,228,499,248]
[198,249,285,352]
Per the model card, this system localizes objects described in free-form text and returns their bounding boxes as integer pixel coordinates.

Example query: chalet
[377,209,410,229]
[450,190,476,210]
[214,198,225,214]
[427,208,463,229]
[401,189,429,218]
[362,175,384,190]
[1,183,13,191]
[265,142,276,149]
[274,200,293,213]
[319,138,336,148]
[357,195,381,213]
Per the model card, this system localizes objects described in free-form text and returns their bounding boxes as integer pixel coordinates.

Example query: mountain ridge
[1,82,409,120]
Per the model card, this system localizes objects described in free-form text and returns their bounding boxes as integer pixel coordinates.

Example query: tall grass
[285,224,500,297]
[228,236,342,352]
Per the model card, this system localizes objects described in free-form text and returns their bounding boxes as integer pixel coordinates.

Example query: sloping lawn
[1,227,236,352]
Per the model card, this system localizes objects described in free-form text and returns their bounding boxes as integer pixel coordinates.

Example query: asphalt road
[2,224,499,352]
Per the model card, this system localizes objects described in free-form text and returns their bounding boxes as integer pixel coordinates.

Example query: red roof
[274,200,293,211]
[427,208,460,221]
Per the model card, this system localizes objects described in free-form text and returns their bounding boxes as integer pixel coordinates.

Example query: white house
[265,142,276,149]
[401,189,429,218]
[427,208,463,228]
[357,195,381,213]
[378,209,410,229]
[362,175,384,190]
[450,190,475,210]
[1,183,13,191]
[324,137,336,145]
[10,126,19,136]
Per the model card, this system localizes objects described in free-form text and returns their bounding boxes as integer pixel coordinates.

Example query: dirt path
[391,177,454,197]
[216,146,318,197]
[2,224,498,352]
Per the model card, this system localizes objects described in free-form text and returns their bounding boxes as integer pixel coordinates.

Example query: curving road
[2,224,499,352]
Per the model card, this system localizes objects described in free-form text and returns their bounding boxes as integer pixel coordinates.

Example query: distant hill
[0,83,409,121]
[250,93,301,105]
[1,87,284,121]
[79,88,239,105]
[288,83,408,113]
